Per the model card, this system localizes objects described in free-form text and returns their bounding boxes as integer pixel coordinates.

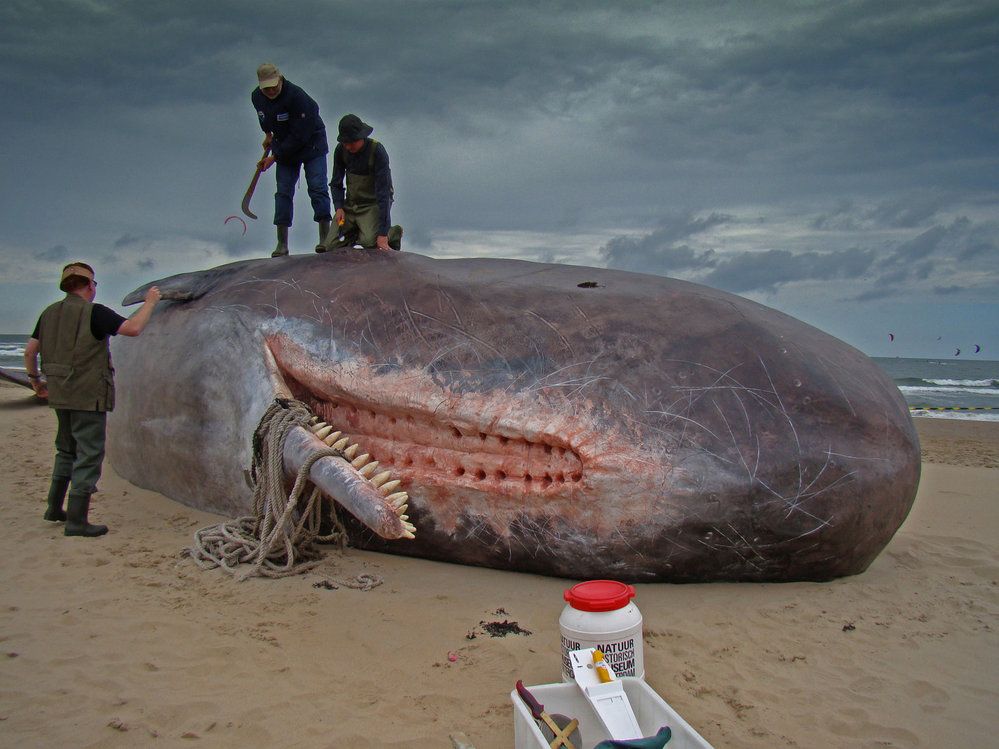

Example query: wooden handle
[547,717,579,749]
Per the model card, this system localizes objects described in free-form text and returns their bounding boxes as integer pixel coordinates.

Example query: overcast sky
[2,0,996,358]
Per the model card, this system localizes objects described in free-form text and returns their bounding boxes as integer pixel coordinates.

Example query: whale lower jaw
[266,335,595,504]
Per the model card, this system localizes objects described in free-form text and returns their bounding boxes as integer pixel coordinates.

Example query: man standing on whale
[24,263,161,537]
[251,63,333,257]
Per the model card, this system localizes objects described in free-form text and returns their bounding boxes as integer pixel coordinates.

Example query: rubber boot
[64,492,108,537]
[315,219,331,253]
[272,226,290,257]
[388,225,403,251]
[43,478,70,522]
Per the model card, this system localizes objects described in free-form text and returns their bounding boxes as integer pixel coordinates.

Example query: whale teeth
[310,421,329,433]
[350,454,371,469]
[386,491,408,508]
[395,504,408,516]
[402,530,416,539]
[371,471,392,487]
[323,430,342,446]
[402,521,416,533]
[359,462,379,477]
[399,514,409,521]
[379,479,401,495]
[344,444,359,459]
[309,416,319,424]
[332,437,349,451]
[314,425,334,440]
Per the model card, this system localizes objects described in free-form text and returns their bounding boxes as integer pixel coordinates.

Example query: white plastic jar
[559,579,644,682]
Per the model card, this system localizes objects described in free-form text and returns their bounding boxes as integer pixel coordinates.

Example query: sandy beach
[1,380,996,748]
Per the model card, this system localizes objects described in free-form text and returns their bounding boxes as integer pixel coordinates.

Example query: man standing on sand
[251,63,333,257]
[319,114,403,252]
[24,263,161,537]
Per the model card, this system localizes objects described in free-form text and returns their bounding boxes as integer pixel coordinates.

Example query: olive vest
[345,139,383,209]
[38,294,115,412]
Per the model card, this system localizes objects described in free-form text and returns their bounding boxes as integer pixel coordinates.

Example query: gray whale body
[108,250,920,582]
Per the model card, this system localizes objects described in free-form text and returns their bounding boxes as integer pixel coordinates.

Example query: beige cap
[59,263,95,292]
[257,63,282,89]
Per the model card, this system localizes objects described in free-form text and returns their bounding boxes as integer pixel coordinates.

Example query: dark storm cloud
[865,194,951,229]
[809,201,862,231]
[600,218,877,294]
[811,193,955,231]
[599,213,729,274]
[888,225,951,262]
[6,1,995,195]
[2,1,996,245]
[701,247,875,294]
[913,262,935,281]
[220,234,261,258]
[32,245,69,262]
[1,1,997,354]
[879,217,998,269]
[842,215,999,300]
[114,234,143,249]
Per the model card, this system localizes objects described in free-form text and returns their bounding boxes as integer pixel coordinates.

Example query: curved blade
[240,147,271,220]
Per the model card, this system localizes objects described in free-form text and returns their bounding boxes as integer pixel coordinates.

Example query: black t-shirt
[31,303,127,342]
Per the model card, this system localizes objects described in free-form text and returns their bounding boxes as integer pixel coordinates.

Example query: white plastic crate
[511,677,713,748]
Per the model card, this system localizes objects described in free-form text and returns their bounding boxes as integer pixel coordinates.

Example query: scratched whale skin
[108,250,919,582]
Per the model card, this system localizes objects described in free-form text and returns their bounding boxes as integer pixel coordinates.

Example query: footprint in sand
[905,679,950,713]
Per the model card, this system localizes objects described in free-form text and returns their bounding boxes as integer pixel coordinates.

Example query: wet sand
[1,381,996,748]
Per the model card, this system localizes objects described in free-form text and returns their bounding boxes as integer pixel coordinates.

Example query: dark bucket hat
[337,113,374,143]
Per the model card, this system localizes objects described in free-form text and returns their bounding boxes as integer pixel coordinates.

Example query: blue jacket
[251,79,328,166]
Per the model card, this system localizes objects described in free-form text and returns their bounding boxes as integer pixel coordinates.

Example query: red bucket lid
[563,580,636,612]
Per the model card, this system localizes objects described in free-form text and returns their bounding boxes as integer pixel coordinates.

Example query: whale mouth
[265,335,586,500]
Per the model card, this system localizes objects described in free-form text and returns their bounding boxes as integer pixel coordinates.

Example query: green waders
[54,410,109,536]
[321,140,402,251]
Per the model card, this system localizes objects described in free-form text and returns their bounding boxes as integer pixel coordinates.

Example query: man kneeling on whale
[319,114,403,252]
[24,263,161,537]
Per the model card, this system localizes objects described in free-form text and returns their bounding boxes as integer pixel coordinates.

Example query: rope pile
[186,398,348,580]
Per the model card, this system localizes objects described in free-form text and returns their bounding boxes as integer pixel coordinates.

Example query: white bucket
[559,580,644,682]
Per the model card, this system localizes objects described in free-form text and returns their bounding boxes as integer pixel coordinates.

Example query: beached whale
[105,250,919,582]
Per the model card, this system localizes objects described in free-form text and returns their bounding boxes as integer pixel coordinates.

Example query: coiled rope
[186,398,349,580]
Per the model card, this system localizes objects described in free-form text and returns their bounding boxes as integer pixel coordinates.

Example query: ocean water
[872,357,999,421]
[0,334,28,372]
[2,333,995,421]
